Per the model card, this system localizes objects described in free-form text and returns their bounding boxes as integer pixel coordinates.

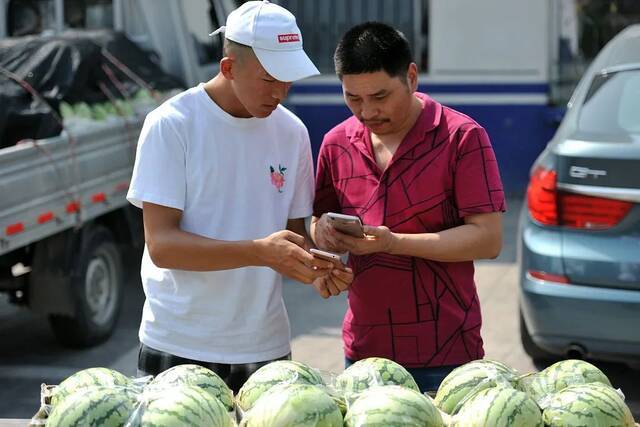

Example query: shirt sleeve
[126,111,186,211]
[454,125,507,217]
[312,135,341,217]
[288,128,314,219]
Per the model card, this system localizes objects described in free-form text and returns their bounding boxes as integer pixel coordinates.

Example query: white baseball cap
[210,0,319,82]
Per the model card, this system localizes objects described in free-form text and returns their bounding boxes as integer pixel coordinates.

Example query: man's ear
[407,63,418,92]
[220,57,234,80]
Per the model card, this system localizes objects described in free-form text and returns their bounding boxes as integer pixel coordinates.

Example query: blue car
[518,25,640,367]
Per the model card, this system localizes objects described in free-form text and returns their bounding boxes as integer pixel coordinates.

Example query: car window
[578,69,640,136]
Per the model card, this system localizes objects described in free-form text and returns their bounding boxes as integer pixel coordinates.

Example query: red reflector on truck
[528,270,570,284]
[91,192,106,203]
[37,212,54,224]
[115,182,129,192]
[6,223,24,236]
[66,201,80,213]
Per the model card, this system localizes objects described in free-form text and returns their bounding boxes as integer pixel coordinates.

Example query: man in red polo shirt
[311,22,505,391]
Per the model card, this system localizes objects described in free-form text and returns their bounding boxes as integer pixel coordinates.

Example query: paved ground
[0,197,638,422]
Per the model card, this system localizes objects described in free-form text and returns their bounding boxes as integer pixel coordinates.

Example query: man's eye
[263,78,276,83]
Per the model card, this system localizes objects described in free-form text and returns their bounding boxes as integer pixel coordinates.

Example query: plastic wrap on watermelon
[29,367,151,426]
[235,360,326,413]
[334,357,420,408]
[124,383,236,427]
[515,359,612,409]
[343,385,444,427]
[239,382,343,427]
[540,382,635,427]
[447,384,543,427]
[433,359,520,415]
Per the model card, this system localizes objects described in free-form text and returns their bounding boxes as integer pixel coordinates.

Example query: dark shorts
[345,357,459,393]
[138,343,291,394]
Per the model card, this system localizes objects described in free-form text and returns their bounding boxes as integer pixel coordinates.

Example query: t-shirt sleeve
[454,126,507,217]
[288,128,314,219]
[126,112,186,210]
[313,135,341,217]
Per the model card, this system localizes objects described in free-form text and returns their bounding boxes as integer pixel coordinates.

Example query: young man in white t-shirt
[126,0,353,392]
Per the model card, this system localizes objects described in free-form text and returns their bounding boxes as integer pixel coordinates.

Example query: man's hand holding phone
[309,248,354,298]
[313,213,397,256]
[256,230,333,284]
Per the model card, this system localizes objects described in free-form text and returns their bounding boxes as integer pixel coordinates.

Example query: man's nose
[360,102,378,120]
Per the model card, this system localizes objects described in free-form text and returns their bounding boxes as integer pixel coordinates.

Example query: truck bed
[0,117,143,257]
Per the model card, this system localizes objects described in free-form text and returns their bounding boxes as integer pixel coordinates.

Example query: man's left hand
[333,225,397,256]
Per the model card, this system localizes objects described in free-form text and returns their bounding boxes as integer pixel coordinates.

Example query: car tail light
[527,167,558,226]
[527,270,569,284]
[527,166,633,229]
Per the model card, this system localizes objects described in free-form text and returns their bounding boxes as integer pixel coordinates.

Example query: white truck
[0,0,235,347]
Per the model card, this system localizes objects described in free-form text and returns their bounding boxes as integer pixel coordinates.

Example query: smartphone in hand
[310,248,342,263]
[327,212,364,238]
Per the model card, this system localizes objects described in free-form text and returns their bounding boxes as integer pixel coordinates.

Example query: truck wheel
[520,309,556,362]
[48,226,124,347]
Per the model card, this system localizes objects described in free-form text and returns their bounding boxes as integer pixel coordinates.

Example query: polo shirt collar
[345,92,443,171]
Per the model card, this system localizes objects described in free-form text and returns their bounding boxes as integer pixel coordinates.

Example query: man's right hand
[255,230,333,284]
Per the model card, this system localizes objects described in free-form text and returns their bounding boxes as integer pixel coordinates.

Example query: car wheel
[520,309,556,362]
[48,226,123,348]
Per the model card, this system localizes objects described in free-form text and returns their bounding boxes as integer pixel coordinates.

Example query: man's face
[230,53,292,118]
[341,67,417,135]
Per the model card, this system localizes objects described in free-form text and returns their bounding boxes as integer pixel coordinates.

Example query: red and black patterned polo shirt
[313,92,506,368]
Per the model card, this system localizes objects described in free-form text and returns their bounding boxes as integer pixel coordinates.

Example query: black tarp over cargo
[0,30,183,148]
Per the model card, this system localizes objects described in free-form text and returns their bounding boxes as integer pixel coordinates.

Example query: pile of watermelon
[39,357,636,426]
[434,359,636,427]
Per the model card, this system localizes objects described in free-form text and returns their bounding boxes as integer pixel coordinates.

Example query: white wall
[430,0,550,82]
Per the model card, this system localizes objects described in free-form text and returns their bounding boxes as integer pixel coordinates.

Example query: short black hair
[334,22,413,79]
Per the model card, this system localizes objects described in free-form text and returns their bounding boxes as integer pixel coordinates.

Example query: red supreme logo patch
[278,33,300,43]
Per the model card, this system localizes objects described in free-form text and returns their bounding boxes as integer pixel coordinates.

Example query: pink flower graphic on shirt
[270,164,286,193]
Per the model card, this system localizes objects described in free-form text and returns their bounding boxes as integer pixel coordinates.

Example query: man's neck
[203,75,253,118]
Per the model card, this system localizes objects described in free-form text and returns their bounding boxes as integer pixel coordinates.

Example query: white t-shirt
[127,84,314,363]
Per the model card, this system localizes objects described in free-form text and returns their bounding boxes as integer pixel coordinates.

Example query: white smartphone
[327,212,365,238]
[309,248,342,262]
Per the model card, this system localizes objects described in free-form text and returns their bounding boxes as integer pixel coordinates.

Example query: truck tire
[48,226,124,347]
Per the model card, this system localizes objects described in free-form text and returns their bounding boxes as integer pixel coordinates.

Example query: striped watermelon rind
[434,359,519,415]
[236,360,325,412]
[239,383,343,427]
[50,367,134,408]
[452,385,543,427]
[149,364,234,412]
[141,384,235,427]
[516,359,612,408]
[47,385,135,427]
[335,357,419,406]
[344,385,444,427]
[542,382,635,427]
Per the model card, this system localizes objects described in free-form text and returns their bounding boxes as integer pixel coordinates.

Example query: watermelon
[517,359,611,408]
[149,364,234,412]
[47,386,135,427]
[50,367,133,407]
[344,385,443,427]
[240,383,342,427]
[453,385,543,427]
[434,359,519,414]
[542,382,635,427]
[236,360,325,411]
[335,357,419,405]
[141,384,235,427]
